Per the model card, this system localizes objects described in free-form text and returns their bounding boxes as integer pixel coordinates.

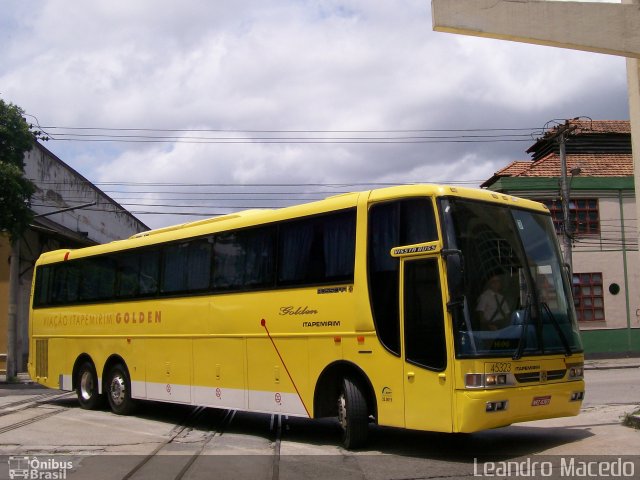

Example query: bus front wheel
[76,361,102,410]
[106,364,136,415]
[337,377,369,449]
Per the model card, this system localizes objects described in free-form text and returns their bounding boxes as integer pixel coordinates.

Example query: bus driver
[476,273,511,330]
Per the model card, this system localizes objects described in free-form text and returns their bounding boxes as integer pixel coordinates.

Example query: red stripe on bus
[260,318,311,417]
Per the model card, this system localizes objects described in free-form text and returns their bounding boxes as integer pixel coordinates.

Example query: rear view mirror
[443,249,464,301]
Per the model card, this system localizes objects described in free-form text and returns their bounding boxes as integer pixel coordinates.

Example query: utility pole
[6,241,20,380]
[559,130,571,273]
[555,122,578,274]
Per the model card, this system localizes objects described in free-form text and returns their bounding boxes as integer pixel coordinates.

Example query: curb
[584,364,640,370]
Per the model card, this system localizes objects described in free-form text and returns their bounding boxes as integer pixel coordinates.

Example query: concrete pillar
[625,1,640,257]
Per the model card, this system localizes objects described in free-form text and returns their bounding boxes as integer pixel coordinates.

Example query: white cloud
[0,0,630,228]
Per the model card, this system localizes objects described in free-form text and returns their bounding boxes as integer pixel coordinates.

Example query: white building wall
[9,142,148,372]
[572,194,639,332]
[24,143,147,244]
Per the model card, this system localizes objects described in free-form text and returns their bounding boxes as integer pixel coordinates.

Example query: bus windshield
[441,198,583,359]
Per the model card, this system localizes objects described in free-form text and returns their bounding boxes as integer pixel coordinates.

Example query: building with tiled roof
[485,153,634,183]
[482,120,639,356]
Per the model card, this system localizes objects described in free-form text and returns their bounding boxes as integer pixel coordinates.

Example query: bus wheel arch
[102,355,136,415]
[72,354,103,410]
[313,361,376,449]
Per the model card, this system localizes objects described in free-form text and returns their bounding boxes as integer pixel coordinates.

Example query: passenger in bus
[476,273,511,330]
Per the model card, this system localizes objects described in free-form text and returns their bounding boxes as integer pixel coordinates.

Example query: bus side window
[278,210,355,286]
[213,227,275,291]
[368,198,438,356]
[33,265,52,307]
[186,239,212,291]
[402,199,439,244]
[116,254,140,298]
[162,243,190,293]
[51,263,80,305]
[368,202,401,354]
[139,250,160,296]
[322,212,356,280]
[79,257,116,301]
[162,240,212,294]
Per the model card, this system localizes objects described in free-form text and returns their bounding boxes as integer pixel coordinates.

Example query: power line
[40,125,544,133]
[31,180,474,187]
[50,137,534,145]
[35,124,544,145]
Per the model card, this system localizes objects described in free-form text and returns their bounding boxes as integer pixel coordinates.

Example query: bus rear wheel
[106,364,136,415]
[76,361,102,410]
[337,377,369,449]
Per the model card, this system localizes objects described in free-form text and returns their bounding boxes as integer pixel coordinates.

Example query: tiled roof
[495,153,633,178]
[494,161,531,177]
[541,119,630,138]
[568,119,630,135]
[483,120,633,188]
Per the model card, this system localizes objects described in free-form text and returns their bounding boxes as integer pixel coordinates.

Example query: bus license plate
[532,396,551,406]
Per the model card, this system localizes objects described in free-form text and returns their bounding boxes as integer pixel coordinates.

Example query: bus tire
[338,377,369,449]
[106,364,136,415]
[76,361,103,410]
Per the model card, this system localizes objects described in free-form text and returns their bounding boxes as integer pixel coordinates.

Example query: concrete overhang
[432,0,640,59]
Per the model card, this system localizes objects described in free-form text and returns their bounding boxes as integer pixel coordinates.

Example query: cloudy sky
[1,0,629,228]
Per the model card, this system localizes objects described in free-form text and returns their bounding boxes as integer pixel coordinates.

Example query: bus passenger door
[401,257,453,432]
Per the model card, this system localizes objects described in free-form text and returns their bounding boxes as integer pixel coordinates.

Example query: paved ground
[0,359,638,479]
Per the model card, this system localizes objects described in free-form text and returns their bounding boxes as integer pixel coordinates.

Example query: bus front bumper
[455,380,585,433]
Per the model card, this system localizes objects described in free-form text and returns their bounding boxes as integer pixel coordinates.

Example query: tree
[0,99,36,240]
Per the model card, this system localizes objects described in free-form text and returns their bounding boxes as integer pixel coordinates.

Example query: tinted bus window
[139,250,160,296]
[187,239,213,291]
[213,227,275,291]
[162,240,212,293]
[368,198,437,355]
[79,257,116,301]
[33,266,52,307]
[278,210,356,286]
[51,263,80,305]
[116,254,140,298]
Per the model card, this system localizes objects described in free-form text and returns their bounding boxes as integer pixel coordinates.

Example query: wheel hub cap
[80,371,93,401]
[338,394,347,429]
[110,376,126,406]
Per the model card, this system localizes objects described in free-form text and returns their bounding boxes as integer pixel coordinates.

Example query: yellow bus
[28,184,585,448]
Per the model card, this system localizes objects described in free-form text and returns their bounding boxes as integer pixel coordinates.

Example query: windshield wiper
[512,297,532,360]
[540,302,572,357]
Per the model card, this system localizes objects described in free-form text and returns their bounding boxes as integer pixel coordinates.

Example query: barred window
[540,199,599,235]
[572,272,605,322]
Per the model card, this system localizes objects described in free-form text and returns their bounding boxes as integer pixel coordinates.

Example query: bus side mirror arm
[564,262,580,307]
[443,249,465,302]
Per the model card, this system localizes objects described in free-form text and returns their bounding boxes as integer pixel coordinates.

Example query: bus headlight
[567,364,584,380]
[485,374,507,386]
[466,373,512,389]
